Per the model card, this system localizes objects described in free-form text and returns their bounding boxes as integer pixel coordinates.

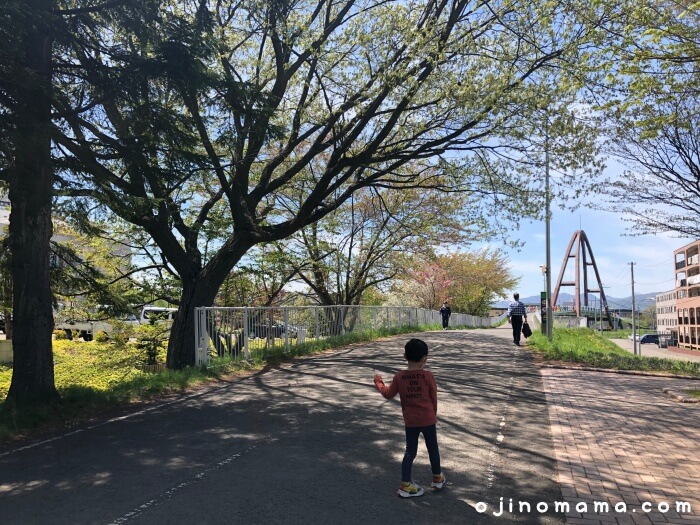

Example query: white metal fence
[194,305,493,365]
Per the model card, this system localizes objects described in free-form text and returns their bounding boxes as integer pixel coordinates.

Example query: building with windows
[655,290,677,335]
[674,240,700,351]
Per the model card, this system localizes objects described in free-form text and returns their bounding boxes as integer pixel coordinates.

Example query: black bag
[522,322,532,338]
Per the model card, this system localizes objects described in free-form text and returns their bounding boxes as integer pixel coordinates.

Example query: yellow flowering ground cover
[0,339,164,401]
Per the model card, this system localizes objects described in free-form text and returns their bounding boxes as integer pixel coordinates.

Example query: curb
[538,363,700,381]
[662,387,700,403]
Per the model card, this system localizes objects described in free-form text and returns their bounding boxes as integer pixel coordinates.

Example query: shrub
[53,329,70,340]
[94,331,110,343]
[109,320,136,346]
[135,321,168,365]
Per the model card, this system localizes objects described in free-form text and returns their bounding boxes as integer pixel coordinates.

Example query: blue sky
[494,206,690,303]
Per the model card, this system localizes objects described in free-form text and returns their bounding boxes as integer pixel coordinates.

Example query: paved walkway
[2,328,699,524]
[541,367,700,524]
[0,329,565,525]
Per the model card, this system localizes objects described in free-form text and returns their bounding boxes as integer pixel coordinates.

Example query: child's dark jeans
[402,424,441,482]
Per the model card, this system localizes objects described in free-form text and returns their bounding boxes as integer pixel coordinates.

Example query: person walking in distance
[507,293,527,346]
[374,339,446,498]
[439,301,451,330]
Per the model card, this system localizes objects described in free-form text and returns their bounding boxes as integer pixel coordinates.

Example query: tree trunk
[166,276,222,369]
[6,0,59,404]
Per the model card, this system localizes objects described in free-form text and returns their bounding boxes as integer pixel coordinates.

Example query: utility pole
[545,119,553,341]
[630,262,638,356]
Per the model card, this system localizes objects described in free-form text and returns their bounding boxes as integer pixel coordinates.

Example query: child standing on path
[374,338,446,498]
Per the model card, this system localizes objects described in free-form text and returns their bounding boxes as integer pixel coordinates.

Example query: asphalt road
[0,327,563,525]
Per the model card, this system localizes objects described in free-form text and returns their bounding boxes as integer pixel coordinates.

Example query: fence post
[315,307,320,340]
[284,307,289,353]
[243,308,250,359]
[195,307,208,366]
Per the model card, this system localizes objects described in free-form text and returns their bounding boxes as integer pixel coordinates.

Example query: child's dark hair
[404,338,429,362]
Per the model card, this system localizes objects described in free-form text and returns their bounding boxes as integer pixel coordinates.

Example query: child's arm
[374,374,399,399]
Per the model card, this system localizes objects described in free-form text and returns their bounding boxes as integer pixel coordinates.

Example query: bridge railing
[194,305,493,365]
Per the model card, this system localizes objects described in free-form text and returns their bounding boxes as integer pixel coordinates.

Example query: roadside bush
[53,329,70,340]
[94,331,110,343]
[135,321,168,365]
[108,320,136,347]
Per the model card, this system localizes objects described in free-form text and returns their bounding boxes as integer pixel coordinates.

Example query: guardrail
[194,305,493,365]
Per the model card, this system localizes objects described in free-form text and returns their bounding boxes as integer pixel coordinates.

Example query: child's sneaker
[397,481,424,498]
[431,473,446,489]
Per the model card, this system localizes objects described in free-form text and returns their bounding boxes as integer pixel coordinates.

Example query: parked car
[139,306,177,324]
[55,305,176,340]
[248,321,298,339]
[639,333,660,345]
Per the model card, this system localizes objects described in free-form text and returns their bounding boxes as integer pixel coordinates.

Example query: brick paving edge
[661,387,700,403]
[538,363,700,381]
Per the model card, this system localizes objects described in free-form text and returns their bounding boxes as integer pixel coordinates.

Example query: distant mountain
[492,292,658,310]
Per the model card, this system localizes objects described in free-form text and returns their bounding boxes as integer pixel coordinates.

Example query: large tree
[216,245,297,307]
[594,1,700,237]
[280,185,475,307]
[394,260,453,311]
[51,0,607,369]
[440,250,520,316]
[0,1,161,403]
[397,249,520,316]
[0,0,59,403]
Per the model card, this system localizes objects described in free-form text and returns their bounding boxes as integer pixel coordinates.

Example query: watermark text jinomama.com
[476,498,693,517]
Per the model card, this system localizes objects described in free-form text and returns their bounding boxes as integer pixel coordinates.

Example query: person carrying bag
[507,293,528,346]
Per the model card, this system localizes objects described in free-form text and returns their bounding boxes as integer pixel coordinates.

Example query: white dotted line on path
[106,442,263,524]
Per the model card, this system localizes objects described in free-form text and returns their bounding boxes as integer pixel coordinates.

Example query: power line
[635,278,675,286]
[605,265,630,286]
[636,260,674,269]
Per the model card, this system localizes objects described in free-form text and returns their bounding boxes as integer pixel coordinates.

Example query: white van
[139,306,177,324]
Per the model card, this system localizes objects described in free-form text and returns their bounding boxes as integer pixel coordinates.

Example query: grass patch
[528,328,700,377]
[0,323,454,441]
[599,328,658,340]
[682,389,700,399]
[600,329,633,339]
